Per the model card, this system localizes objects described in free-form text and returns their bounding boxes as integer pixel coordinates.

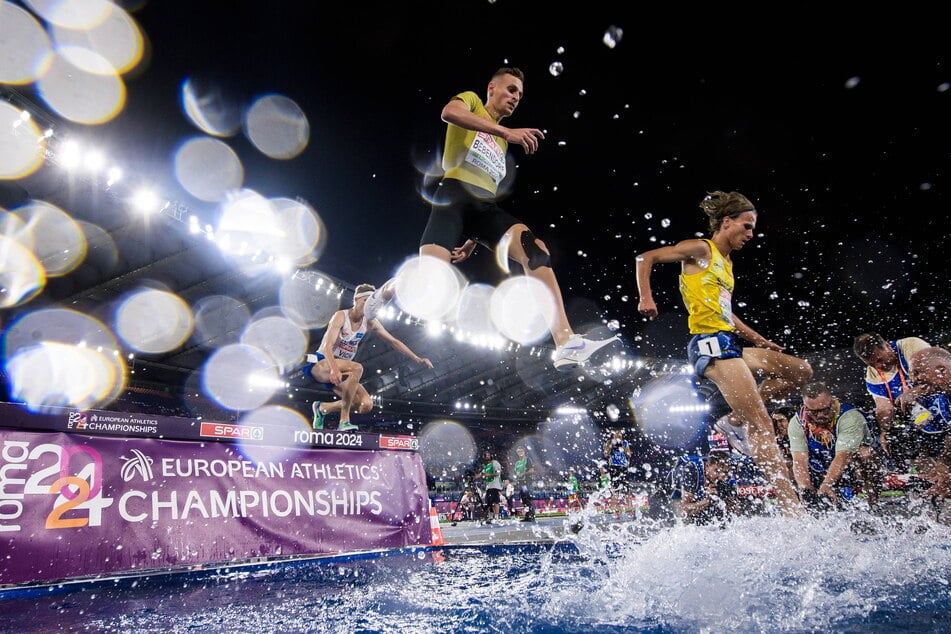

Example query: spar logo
[67,411,88,429]
[200,422,265,441]
[378,435,419,450]
[120,449,155,482]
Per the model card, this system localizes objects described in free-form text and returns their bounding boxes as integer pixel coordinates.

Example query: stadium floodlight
[84,149,105,173]
[59,140,82,170]
[106,166,122,185]
[555,405,587,416]
[131,187,161,214]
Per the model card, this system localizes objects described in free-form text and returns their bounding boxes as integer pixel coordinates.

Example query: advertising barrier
[0,403,429,587]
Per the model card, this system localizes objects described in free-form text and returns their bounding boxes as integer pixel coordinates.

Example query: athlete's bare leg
[704,357,802,516]
[742,348,813,403]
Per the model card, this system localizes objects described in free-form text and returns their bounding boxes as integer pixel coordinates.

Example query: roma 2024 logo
[0,441,114,532]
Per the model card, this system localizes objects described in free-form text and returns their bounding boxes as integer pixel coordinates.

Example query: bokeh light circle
[0,234,45,308]
[631,375,708,450]
[115,288,195,353]
[12,200,86,276]
[279,273,340,329]
[181,76,242,137]
[36,50,125,124]
[271,197,325,266]
[202,343,279,411]
[455,283,499,337]
[50,4,144,74]
[240,315,308,372]
[244,94,310,159]
[418,420,477,474]
[174,136,244,202]
[0,103,46,179]
[489,276,556,344]
[3,308,126,411]
[0,2,52,84]
[538,412,601,473]
[393,255,465,322]
[24,0,115,29]
[192,294,250,348]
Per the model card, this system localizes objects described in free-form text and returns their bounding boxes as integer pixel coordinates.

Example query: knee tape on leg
[520,230,551,270]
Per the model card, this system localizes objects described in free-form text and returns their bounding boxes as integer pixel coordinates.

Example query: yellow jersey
[442,91,508,194]
[679,239,735,334]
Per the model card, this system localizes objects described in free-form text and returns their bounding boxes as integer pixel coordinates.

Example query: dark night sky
[74,2,951,361]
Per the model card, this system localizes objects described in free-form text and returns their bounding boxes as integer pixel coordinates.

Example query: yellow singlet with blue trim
[679,239,735,335]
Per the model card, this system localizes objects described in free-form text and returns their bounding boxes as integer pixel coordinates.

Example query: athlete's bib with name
[465,132,507,184]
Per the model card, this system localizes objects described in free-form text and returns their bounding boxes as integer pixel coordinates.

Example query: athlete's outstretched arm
[369,320,433,367]
[732,314,785,351]
[441,99,544,154]
[635,239,710,320]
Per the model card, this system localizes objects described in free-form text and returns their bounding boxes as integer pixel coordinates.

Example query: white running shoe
[712,414,752,457]
[552,334,620,370]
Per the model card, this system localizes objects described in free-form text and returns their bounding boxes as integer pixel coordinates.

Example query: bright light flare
[490,276,555,345]
[131,188,161,214]
[393,255,465,322]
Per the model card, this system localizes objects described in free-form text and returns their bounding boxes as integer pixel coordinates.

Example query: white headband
[353,291,373,299]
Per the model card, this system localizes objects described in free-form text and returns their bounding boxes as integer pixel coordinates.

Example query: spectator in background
[906,347,951,499]
[566,468,582,512]
[479,450,503,524]
[513,444,537,522]
[771,406,797,474]
[604,429,632,489]
[788,381,882,512]
[853,331,930,457]
[676,450,736,525]
[503,479,516,518]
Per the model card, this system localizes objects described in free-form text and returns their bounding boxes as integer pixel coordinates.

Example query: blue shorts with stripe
[687,331,744,378]
[302,352,349,391]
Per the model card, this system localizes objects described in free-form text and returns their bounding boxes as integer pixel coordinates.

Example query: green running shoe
[311,401,325,430]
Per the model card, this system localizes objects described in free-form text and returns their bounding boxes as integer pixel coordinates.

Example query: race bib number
[697,335,723,357]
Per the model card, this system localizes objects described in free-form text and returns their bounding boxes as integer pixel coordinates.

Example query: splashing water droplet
[607,319,620,330]
[603,25,623,48]
[549,61,564,77]
[661,218,671,228]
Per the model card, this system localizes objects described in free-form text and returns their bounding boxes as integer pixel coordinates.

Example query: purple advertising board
[0,429,431,587]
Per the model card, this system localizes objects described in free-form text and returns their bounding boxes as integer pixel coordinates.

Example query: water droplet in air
[603,25,624,49]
